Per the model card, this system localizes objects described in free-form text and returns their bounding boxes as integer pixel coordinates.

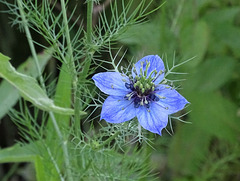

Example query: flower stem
[60,0,76,75]
[96,132,120,150]
[80,0,94,79]
[60,0,82,137]
[17,0,45,89]
[74,83,82,136]
[49,112,72,181]
[87,0,93,43]
[74,0,94,136]
[17,1,73,180]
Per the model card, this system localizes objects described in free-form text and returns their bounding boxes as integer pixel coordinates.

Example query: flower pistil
[124,60,165,109]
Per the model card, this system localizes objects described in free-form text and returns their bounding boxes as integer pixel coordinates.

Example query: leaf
[168,122,211,175]
[0,143,46,181]
[0,53,86,116]
[184,56,236,92]
[34,156,47,181]
[195,0,220,9]
[180,21,209,68]
[0,50,52,119]
[0,144,35,163]
[187,92,240,142]
[169,92,240,176]
[44,64,73,181]
[118,22,161,54]
[53,63,72,125]
[204,7,240,25]
[118,12,178,56]
[203,7,240,57]
[46,63,73,137]
[214,25,240,58]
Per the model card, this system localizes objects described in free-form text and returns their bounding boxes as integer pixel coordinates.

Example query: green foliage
[179,20,209,68]
[0,49,52,119]
[0,53,85,116]
[0,143,46,181]
[51,63,72,126]
[185,56,236,92]
[1,0,240,180]
[120,0,240,180]
[0,0,164,180]
[169,92,240,177]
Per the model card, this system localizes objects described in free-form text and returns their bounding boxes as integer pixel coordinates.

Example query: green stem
[81,1,94,77]
[74,84,82,136]
[60,0,76,73]
[2,163,19,181]
[170,0,184,32]
[79,0,94,79]
[87,0,93,43]
[49,112,73,181]
[60,0,82,136]
[96,132,120,150]
[74,0,94,135]
[17,0,45,89]
[17,1,73,180]
[143,132,154,176]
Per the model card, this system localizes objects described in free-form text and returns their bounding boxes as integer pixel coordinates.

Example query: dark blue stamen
[149,94,159,102]
[154,96,160,102]
[134,97,141,103]
[130,84,134,91]
[125,83,131,89]
[125,82,135,91]
[133,97,141,108]
[134,101,140,108]
[149,94,155,100]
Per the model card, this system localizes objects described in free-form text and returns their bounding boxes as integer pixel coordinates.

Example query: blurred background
[1,0,240,180]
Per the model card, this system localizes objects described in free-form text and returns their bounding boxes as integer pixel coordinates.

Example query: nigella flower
[92,55,189,135]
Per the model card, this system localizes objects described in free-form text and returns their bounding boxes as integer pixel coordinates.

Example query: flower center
[124,60,163,108]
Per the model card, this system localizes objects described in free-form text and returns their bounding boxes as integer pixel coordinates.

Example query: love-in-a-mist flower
[92,55,189,135]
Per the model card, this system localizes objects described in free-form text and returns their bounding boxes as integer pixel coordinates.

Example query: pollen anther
[158,95,166,99]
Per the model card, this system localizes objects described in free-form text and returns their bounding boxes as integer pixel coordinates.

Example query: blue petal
[136,103,168,135]
[101,96,136,123]
[92,72,130,96]
[132,55,165,84]
[155,84,189,115]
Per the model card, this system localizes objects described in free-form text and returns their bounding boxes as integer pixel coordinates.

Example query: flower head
[92,55,189,135]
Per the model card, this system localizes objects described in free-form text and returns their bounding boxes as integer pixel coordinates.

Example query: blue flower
[92,55,189,135]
